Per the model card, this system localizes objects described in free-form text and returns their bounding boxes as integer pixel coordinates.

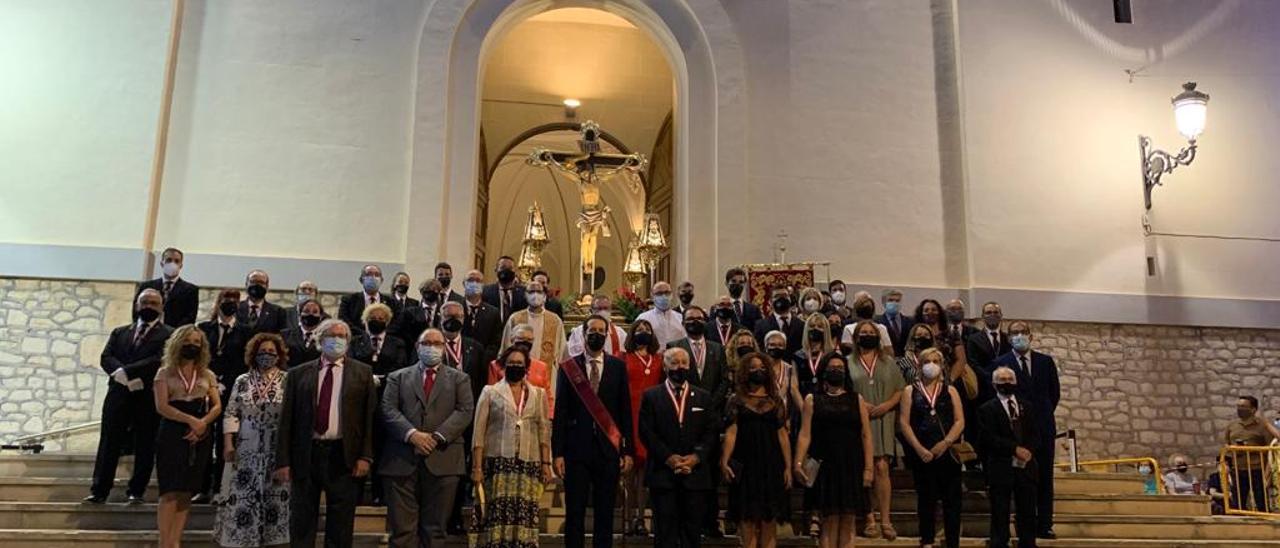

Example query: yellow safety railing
[1219,445,1280,518]
[1054,457,1165,494]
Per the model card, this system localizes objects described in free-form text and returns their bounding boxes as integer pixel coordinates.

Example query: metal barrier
[1219,445,1280,518]
[1053,456,1165,494]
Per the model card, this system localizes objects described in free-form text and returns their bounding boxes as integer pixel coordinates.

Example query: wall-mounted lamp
[1140,82,1209,210]
[563,98,581,119]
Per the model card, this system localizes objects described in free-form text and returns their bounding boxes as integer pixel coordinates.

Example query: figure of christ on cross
[527,120,648,296]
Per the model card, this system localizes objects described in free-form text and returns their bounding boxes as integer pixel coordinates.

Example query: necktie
[163,280,173,298]
[991,332,999,352]
[467,305,477,328]
[502,289,511,317]
[892,316,900,336]
[692,341,703,376]
[132,324,151,347]
[423,368,437,401]
[304,331,315,349]
[449,340,459,366]
[1008,397,1021,421]
[734,301,743,319]
[368,295,376,305]
[217,324,231,355]
[371,336,382,362]
[314,363,336,435]
[1020,355,1031,378]
[249,305,260,325]
[589,359,601,392]
[425,308,434,327]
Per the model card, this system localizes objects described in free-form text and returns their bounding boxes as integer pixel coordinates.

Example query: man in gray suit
[380,328,476,547]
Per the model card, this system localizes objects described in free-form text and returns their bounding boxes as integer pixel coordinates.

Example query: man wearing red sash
[553,314,635,548]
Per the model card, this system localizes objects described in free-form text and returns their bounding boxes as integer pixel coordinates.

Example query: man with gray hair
[275,318,377,548]
[638,347,719,547]
[977,366,1039,548]
[874,288,913,357]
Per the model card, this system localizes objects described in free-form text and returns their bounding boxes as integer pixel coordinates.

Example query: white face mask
[162,261,181,278]
[803,299,820,313]
[830,291,846,305]
[527,292,546,308]
[922,361,942,380]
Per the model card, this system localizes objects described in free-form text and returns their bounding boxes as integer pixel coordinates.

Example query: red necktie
[314,363,336,435]
[423,367,437,401]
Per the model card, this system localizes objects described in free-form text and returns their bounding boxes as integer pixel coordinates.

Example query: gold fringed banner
[744,263,815,315]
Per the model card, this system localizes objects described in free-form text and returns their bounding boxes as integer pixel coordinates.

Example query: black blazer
[553,353,634,462]
[284,306,330,331]
[993,351,1060,448]
[732,300,762,335]
[349,329,409,378]
[387,294,419,315]
[281,326,322,369]
[445,290,465,305]
[545,297,564,318]
[966,329,1012,372]
[276,357,377,479]
[462,300,503,362]
[638,382,719,490]
[667,337,730,412]
[977,396,1040,486]
[136,278,200,328]
[874,313,915,357]
[441,335,487,403]
[338,291,397,327]
[705,319,742,347]
[236,300,288,334]
[100,321,174,390]
[392,303,441,352]
[752,315,805,355]
[197,320,253,393]
[482,283,527,323]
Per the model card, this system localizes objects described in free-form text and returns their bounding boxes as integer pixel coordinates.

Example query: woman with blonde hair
[214,332,291,547]
[153,324,222,548]
[795,313,835,398]
[798,287,825,316]
[725,328,760,384]
[847,320,905,540]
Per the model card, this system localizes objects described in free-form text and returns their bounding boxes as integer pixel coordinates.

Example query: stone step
[0,478,160,502]
[2,531,1278,548]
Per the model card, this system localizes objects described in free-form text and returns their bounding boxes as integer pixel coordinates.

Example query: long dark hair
[210,288,241,321]
[732,351,785,420]
[625,319,659,354]
[815,351,852,392]
[913,298,948,331]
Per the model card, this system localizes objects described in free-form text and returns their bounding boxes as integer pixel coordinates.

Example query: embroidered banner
[744,263,815,315]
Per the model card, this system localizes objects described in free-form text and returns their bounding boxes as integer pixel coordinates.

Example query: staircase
[0,453,1277,547]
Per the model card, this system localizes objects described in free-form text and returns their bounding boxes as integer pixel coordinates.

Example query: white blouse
[472,381,551,462]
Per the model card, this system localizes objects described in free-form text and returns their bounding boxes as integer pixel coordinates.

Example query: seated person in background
[1206,460,1225,515]
[1162,454,1198,495]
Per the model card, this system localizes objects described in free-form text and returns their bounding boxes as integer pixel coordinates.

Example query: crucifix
[527,120,648,296]
[774,229,789,263]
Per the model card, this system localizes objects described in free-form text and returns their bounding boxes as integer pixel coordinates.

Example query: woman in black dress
[152,324,222,548]
[898,348,966,548]
[721,352,792,548]
[793,352,873,548]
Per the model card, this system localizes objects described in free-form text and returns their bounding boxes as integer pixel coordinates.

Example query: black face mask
[747,369,768,386]
[422,291,439,303]
[857,334,880,350]
[735,345,754,358]
[367,319,388,335]
[855,305,874,320]
[995,383,1017,396]
[301,314,321,328]
[728,283,744,298]
[667,368,688,384]
[632,332,654,347]
[766,347,787,360]
[824,368,846,386]
[138,307,161,323]
[807,329,825,342]
[586,332,606,352]
[218,301,238,317]
[772,298,791,313]
[246,284,268,300]
[679,293,694,305]
[716,307,735,320]
[830,325,843,338]
[983,313,1001,329]
[437,277,452,289]
[497,269,516,284]
[178,343,201,360]
[393,284,409,296]
[505,365,527,383]
[442,317,463,333]
[684,321,705,337]
[913,337,933,350]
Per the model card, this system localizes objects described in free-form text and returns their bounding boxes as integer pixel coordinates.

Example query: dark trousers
[912,456,962,548]
[563,456,620,548]
[652,484,707,548]
[90,385,158,498]
[384,461,459,548]
[291,440,358,548]
[1233,469,1269,512]
[447,428,474,532]
[702,440,722,532]
[1034,443,1055,532]
[988,471,1037,548]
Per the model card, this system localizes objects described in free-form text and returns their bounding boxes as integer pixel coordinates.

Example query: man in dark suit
[395,279,445,352]
[978,366,1040,548]
[380,327,475,545]
[274,319,377,548]
[706,295,742,347]
[237,269,288,334]
[724,267,761,332]
[195,289,254,502]
[85,289,174,504]
[483,256,526,324]
[285,280,323,328]
[672,281,696,317]
[340,264,397,327]
[753,287,804,355]
[531,270,564,318]
[388,272,419,313]
[944,299,980,345]
[553,315,634,548]
[350,302,409,505]
[438,301,487,534]
[874,288,913,357]
[282,299,325,368]
[135,247,199,328]
[435,262,465,304]
[666,305,729,537]
[461,269,503,363]
[993,321,1060,540]
[639,347,719,548]
[967,302,1011,372]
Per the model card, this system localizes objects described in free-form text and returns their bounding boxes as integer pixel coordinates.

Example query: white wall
[0,0,169,250]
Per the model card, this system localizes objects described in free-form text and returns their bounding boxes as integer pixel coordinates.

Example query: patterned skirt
[469,456,544,548]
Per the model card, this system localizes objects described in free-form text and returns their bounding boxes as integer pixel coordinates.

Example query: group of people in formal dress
[85,248,1070,548]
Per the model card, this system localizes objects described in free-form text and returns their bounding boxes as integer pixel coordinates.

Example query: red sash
[559,357,624,453]
[608,324,623,358]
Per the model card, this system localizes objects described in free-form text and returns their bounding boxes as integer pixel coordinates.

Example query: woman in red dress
[622,319,663,536]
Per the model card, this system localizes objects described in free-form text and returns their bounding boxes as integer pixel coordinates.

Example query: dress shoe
[126,495,145,505]
[1037,529,1057,539]
[81,494,106,504]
